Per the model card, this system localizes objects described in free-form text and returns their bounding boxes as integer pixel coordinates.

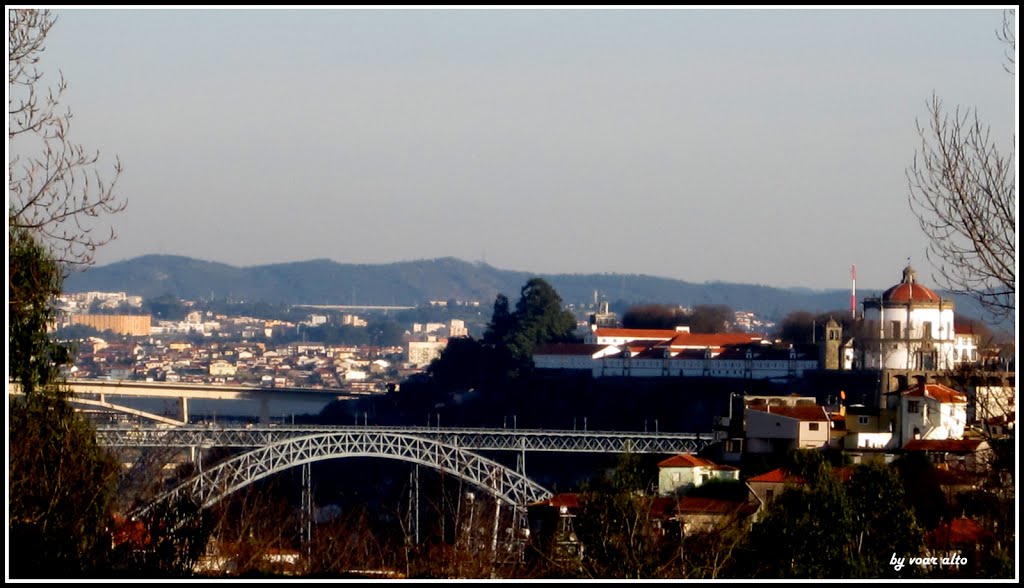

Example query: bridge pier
[302,462,312,559]
[409,465,420,545]
[179,397,189,424]
[259,398,270,424]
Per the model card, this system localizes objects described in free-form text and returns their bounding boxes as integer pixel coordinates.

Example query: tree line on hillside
[621,303,735,333]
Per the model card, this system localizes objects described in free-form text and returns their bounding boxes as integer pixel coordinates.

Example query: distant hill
[63,255,1003,326]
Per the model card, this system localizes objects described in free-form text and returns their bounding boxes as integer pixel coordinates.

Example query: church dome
[881,265,941,303]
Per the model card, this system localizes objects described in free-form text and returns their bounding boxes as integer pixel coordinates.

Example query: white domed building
[861,265,956,371]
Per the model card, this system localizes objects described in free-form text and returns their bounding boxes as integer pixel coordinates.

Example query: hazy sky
[25,8,1017,290]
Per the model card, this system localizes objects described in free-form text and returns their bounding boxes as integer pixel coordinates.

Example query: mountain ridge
[63,255,999,325]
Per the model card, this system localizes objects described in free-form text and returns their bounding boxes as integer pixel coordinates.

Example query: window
[923,321,932,339]
[808,422,820,431]
[766,489,775,501]
[890,320,902,339]
[858,416,869,426]
[908,400,920,414]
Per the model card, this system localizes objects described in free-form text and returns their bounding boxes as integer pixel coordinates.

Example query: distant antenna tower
[850,264,856,319]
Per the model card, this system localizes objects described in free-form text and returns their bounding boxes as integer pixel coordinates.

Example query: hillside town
[9,7,1015,581]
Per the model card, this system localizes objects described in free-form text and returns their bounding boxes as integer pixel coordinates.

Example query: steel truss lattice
[134,431,552,518]
[98,425,717,455]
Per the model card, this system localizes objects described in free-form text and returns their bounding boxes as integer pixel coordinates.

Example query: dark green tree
[622,304,688,329]
[742,468,854,577]
[740,452,923,578]
[482,293,513,345]
[845,464,923,577]
[507,278,577,362]
[426,336,498,390]
[369,319,405,347]
[8,228,121,577]
[775,310,856,344]
[429,279,576,387]
[893,451,949,530]
[142,293,188,321]
[8,226,70,395]
[685,304,734,334]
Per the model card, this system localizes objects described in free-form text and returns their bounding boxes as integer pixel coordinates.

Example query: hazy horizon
[31,8,1017,291]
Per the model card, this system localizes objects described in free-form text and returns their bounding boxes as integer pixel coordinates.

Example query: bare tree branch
[8,9,126,271]
[906,85,1015,320]
[997,9,1015,75]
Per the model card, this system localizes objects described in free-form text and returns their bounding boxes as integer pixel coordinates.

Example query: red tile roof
[747,468,804,484]
[748,404,828,422]
[650,497,678,519]
[902,439,985,453]
[882,281,941,303]
[748,467,852,484]
[658,454,717,468]
[667,332,764,349]
[594,328,682,340]
[592,329,764,349]
[902,383,967,404]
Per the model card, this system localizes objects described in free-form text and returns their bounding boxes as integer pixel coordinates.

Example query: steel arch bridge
[134,430,552,518]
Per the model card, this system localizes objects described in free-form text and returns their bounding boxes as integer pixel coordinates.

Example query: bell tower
[820,317,843,370]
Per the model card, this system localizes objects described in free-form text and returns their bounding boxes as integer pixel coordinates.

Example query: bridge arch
[136,431,552,517]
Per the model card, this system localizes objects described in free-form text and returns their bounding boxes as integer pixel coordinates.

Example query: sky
[13,7,1018,290]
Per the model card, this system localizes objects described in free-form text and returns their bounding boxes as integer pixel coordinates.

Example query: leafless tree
[8,8,126,270]
[998,9,1016,75]
[906,10,1016,321]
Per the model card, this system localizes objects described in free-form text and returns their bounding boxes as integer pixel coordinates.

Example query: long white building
[535,329,819,380]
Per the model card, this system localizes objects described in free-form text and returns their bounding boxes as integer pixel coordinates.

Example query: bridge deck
[97,425,719,454]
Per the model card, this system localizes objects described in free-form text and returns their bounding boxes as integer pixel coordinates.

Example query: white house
[861,265,956,371]
[744,402,830,454]
[900,383,967,443]
[657,454,740,496]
